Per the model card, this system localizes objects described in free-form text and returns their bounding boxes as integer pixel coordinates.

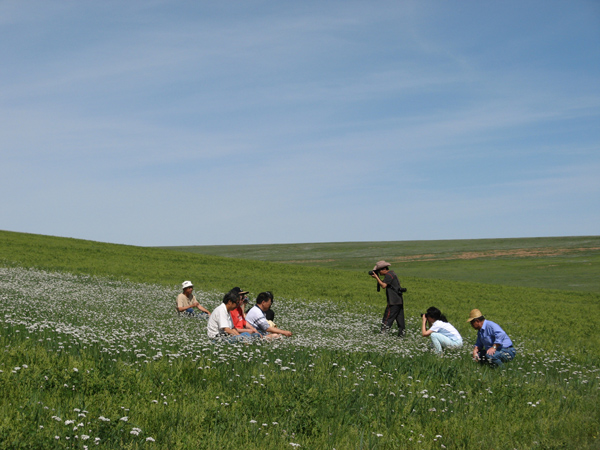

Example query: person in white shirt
[207,292,256,342]
[421,306,462,354]
[245,292,292,337]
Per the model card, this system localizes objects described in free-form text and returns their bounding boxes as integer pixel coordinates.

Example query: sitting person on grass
[265,308,276,329]
[176,281,210,318]
[421,306,463,354]
[207,292,257,343]
[246,292,292,337]
[228,287,259,335]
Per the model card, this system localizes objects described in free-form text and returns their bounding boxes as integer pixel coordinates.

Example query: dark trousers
[381,304,405,336]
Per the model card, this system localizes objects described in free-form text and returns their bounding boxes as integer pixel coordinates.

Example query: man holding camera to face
[370,260,406,336]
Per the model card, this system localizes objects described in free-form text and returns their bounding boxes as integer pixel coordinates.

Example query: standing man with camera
[370,260,406,336]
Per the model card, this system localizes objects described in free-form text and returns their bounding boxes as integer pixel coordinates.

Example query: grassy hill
[1,229,600,449]
[163,236,600,292]
[1,229,599,353]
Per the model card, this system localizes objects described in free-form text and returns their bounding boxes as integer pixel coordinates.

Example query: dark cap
[230,287,249,296]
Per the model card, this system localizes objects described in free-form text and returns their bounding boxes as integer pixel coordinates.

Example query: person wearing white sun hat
[176,281,210,318]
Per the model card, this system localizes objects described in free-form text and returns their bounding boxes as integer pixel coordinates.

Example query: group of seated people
[176,281,292,343]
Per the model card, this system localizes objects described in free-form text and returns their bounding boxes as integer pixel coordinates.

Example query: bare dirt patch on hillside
[391,247,600,262]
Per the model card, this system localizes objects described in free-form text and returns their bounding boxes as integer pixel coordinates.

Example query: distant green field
[163,236,600,292]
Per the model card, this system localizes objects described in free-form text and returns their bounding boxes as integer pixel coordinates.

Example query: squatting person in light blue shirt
[421,306,463,354]
[467,308,516,367]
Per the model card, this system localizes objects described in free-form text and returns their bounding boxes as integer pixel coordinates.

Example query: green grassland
[163,236,600,292]
[2,230,599,353]
[1,230,599,449]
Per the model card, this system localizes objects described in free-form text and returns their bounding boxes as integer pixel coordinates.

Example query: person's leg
[430,332,454,354]
[382,305,401,334]
[477,348,487,365]
[451,338,463,348]
[181,308,195,317]
[489,347,516,367]
[381,306,393,333]
[222,333,252,344]
[395,304,405,336]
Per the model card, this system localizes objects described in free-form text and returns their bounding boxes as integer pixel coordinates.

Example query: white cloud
[1,1,599,245]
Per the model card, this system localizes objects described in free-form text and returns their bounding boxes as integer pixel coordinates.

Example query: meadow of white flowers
[0,266,437,357]
[1,266,599,449]
[2,266,598,383]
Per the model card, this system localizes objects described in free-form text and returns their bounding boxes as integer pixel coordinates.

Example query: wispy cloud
[1,1,599,245]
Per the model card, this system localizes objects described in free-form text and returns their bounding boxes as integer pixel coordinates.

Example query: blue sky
[1,1,599,246]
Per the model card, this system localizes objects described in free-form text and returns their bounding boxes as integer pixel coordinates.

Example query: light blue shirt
[475,320,513,350]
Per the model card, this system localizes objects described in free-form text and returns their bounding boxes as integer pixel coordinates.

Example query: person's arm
[216,308,238,335]
[236,324,258,334]
[486,325,504,355]
[486,346,498,356]
[223,327,240,336]
[177,294,203,312]
[370,272,388,288]
[266,326,292,337]
[473,330,483,360]
[176,296,194,312]
[196,304,210,315]
[421,315,433,337]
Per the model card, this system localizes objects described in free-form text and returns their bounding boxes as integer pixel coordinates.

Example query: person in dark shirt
[370,260,406,336]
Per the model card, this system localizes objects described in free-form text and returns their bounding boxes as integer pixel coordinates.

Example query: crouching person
[207,292,256,343]
[421,307,463,354]
[246,292,292,337]
[467,309,516,367]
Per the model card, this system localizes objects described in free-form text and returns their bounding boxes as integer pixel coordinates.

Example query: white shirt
[245,305,270,332]
[207,303,233,338]
[429,320,462,342]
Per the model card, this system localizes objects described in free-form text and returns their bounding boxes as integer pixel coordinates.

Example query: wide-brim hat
[373,260,391,271]
[467,309,483,322]
[182,280,193,289]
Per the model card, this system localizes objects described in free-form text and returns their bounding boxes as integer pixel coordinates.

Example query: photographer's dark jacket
[383,270,403,305]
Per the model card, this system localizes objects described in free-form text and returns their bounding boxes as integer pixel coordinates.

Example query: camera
[368,270,376,276]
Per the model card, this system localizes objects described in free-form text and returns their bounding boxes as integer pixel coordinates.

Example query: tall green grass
[2,323,598,450]
[1,230,599,449]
